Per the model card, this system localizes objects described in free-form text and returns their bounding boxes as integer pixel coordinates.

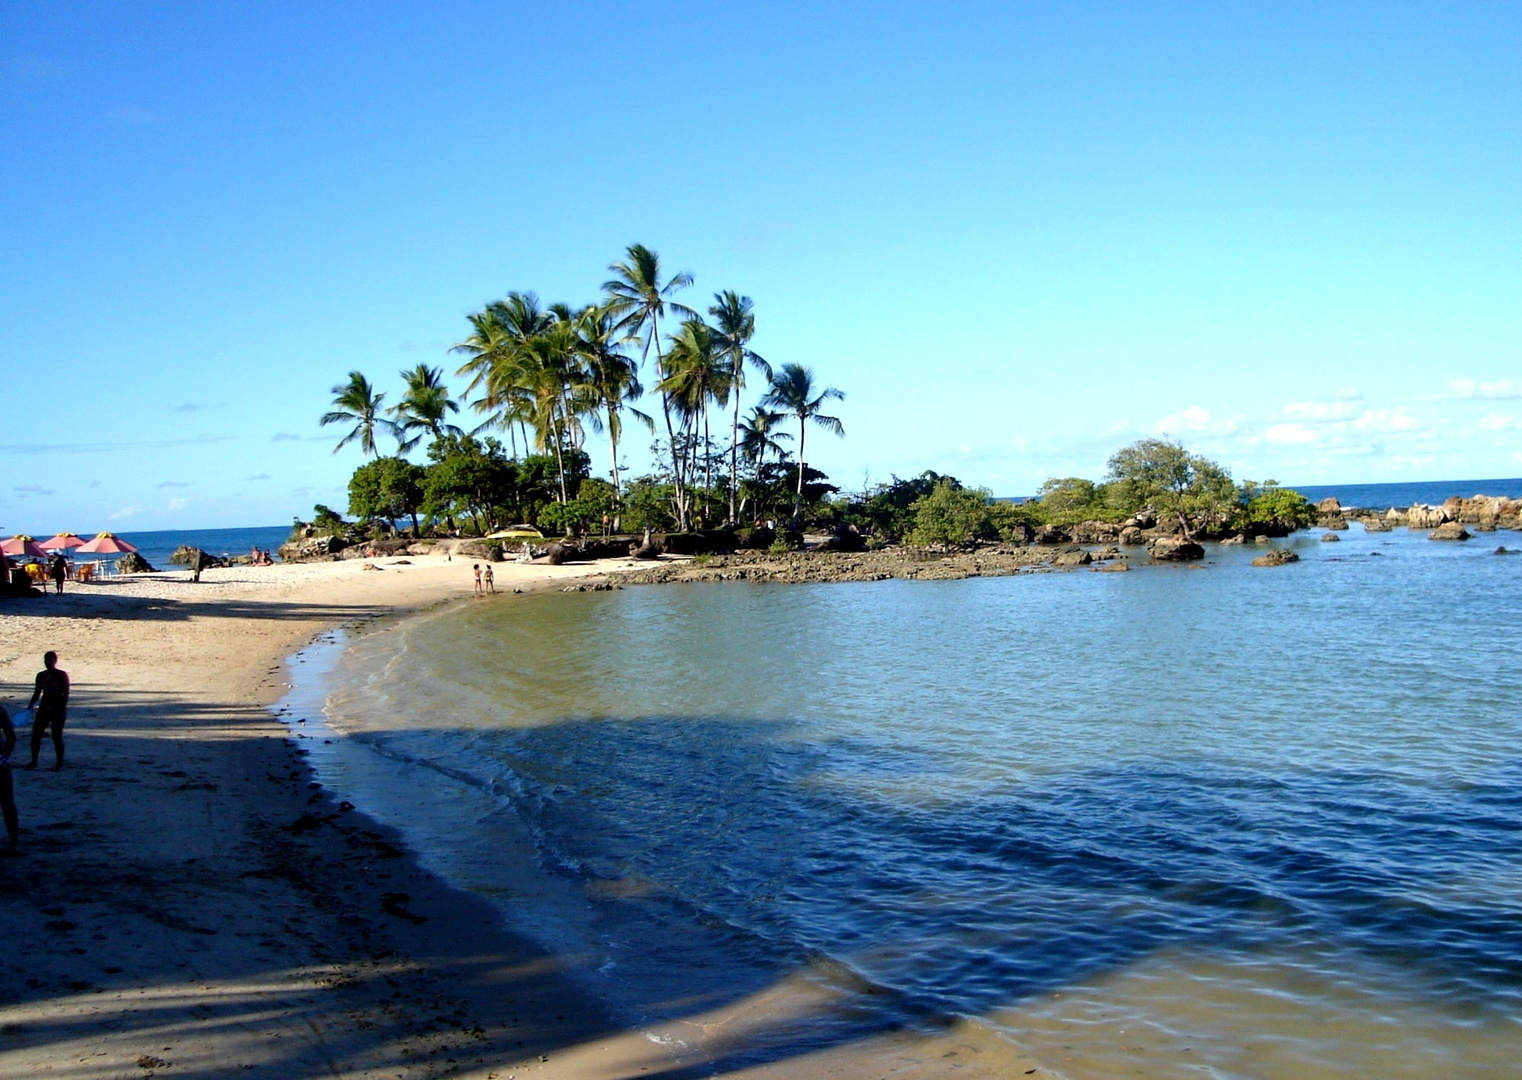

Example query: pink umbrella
[2,535,49,559]
[41,532,88,551]
[76,532,139,555]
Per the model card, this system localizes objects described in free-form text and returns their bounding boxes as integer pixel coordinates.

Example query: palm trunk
[792,420,807,531]
[608,406,623,532]
[729,365,742,525]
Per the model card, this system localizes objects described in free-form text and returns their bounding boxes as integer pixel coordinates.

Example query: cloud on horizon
[14,484,55,496]
[1448,378,1519,401]
[172,402,225,413]
[157,481,191,489]
[0,435,234,455]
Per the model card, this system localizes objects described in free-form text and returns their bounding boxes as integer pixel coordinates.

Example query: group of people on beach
[248,547,275,566]
[472,562,495,594]
[0,650,70,855]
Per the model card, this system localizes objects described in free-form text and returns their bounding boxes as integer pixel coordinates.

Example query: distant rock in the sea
[1252,548,1300,567]
[1147,538,1204,561]
[1429,522,1471,541]
[1321,533,1340,542]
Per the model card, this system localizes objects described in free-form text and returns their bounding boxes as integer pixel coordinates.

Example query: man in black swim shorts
[28,650,69,771]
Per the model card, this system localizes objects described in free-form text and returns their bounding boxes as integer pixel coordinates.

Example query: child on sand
[482,564,495,594]
[472,563,483,594]
[27,650,69,770]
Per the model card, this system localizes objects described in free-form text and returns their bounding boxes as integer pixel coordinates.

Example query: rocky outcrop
[1319,517,1349,530]
[1316,497,1342,514]
[1252,548,1300,567]
[1118,526,1145,546]
[817,524,866,552]
[115,551,156,574]
[1429,522,1471,541]
[1362,518,1391,532]
[277,536,348,562]
[1050,546,1092,567]
[1033,524,1070,545]
[1405,504,1450,529]
[1147,538,1204,561]
[1321,533,1340,542]
[1070,520,1121,544]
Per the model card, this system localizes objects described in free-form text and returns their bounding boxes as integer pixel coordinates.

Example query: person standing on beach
[49,554,66,595]
[0,705,19,853]
[482,564,495,594]
[27,651,69,770]
[472,563,483,595]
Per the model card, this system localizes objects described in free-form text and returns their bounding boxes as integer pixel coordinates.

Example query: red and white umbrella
[40,532,88,551]
[1,535,49,559]
[76,532,139,555]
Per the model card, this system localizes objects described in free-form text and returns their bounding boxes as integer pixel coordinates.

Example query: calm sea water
[288,523,1522,1077]
[106,525,290,569]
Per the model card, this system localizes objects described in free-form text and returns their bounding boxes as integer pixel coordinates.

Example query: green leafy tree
[348,456,427,535]
[422,435,517,535]
[848,471,957,540]
[907,480,992,545]
[1105,438,1235,537]
[1035,477,1125,525]
[762,363,845,531]
[1232,482,1318,536]
[321,372,396,456]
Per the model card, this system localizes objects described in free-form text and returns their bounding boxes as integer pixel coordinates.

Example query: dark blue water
[108,525,290,569]
[296,524,1522,1078]
[1292,478,1522,510]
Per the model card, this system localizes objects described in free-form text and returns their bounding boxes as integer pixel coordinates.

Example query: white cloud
[1448,378,1520,401]
[166,498,191,512]
[1479,413,1515,431]
[1352,408,1419,433]
[1158,405,1212,432]
[1266,423,1318,445]
[111,504,146,519]
[1284,400,1359,422]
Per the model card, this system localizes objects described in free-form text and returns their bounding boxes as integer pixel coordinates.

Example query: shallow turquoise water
[294,526,1522,1077]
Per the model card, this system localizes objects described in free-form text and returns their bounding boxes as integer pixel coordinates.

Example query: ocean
[283,520,1522,1078]
[90,525,291,570]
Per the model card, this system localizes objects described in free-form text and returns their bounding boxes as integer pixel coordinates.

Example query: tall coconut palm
[709,291,769,525]
[738,405,790,472]
[762,363,845,531]
[520,320,591,506]
[454,292,554,457]
[390,364,464,454]
[602,243,697,527]
[660,318,733,526]
[574,304,651,520]
[321,372,394,456]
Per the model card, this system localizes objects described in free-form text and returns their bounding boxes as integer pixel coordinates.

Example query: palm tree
[660,318,733,527]
[320,372,394,456]
[390,364,464,454]
[709,291,769,525]
[737,405,790,521]
[602,243,697,527]
[762,363,845,531]
[453,292,553,457]
[575,304,651,523]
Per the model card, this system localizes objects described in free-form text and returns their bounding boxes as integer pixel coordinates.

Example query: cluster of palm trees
[322,243,845,532]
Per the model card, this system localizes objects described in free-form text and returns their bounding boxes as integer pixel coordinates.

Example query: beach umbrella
[40,532,88,551]
[1,535,49,559]
[76,531,139,555]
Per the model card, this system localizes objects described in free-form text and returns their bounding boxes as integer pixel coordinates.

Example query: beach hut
[40,532,88,551]
[1,535,49,559]
[76,532,139,555]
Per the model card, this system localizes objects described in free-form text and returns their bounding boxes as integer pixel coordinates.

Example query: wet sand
[0,554,1031,1079]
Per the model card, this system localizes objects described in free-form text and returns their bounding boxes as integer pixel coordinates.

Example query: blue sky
[2,2,1519,531]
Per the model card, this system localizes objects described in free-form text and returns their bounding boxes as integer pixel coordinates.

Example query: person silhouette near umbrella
[48,554,66,595]
[27,651,69,771]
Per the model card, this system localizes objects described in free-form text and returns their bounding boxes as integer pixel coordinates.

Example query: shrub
[907,481,992,545]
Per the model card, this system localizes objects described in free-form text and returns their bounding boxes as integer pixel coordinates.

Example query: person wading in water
[27,650,70,771]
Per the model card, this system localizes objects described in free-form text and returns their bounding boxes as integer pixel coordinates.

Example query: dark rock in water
[1362,518,1392,532]
[1495,546,1513,555]
[1147,538,1204,561]
[1474,522,1497,532]
[115,551,156,574]
[1118,526,1145,546]
[1124,511,1157,530]
[1316,497,1342,513]
[1369,551,1384,557]
[1319,517,1349,530]
[1429,522,1471,541]
[1253,535,1272,544]
[1321,533,1341,542]
[1096,560,1129,572]
[1050,546,1092,567]
[1252,548,1300,567]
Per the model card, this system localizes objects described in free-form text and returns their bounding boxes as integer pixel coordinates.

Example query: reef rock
[115,551,156,574]
[1428,522,1471,541]
[1321,533,1341,542]
[1252,548,1300,567]
[1147,538,1204,562]
[1405,504,1450,529]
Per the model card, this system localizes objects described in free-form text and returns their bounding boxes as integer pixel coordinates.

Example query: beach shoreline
[0,554,1027,1079]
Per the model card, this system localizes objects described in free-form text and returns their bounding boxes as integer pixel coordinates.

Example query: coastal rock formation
[115,551,156,574]
[1405,504,1450,529]
[1119,526,1145,546]
[1051,547,1092,567]
[277,536,348,562]
[1252,548,1300,567]
[1316,497,1342,514]
[1321,533,1340,542]
[1033,524,1070,545]
[1070,520,1121,544]
[1362,519,1391,532]
[1319,517,1349,530]
[1147,538,1204,561]
[1429,522,1471,541]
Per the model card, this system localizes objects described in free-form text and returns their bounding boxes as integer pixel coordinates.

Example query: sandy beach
[0,554,1026,1080]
